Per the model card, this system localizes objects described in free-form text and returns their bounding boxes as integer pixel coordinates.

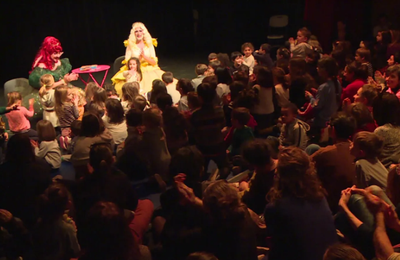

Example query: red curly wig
[31,36,63,72]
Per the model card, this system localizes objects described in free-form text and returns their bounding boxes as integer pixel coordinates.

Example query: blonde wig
[128,22,153,48]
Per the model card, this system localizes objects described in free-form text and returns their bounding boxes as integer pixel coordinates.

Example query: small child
[89,87,107,118]
[104,83,120,100]
[242,42,255,74]
[279,103,310,150]
[162,71,180,104]
[32,183,80,260]
[227,107,255,156]
[54,86,80,150]
[69,120,82,155]
[5,92,37,139]
[176,78,195,112]
[71,87,86,121]
[355,48,373,77]
[84,82,99,111]
[289,27,312,59]
[240,139,278,214]
[253,43,274,69]
[121,82,140,114]
[140,107,171,180]
[39,74,59,128]
[183,92,201,119]
[350,131,388,190]
[123,57,142,84]
[230,51,246,75]
[208,52,218,63]
[133,95,149,111]
[353,84,378,111]
[33,120,61,170]
[192,64,208,90]
[102,98,127,145]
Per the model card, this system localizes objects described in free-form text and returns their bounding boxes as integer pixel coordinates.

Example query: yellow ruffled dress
[111,39,166,97]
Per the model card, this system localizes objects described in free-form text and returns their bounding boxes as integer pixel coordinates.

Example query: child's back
[229,126,254,156]
[355,158,388,189]
[6,106,33,132]
[280,118,310,150]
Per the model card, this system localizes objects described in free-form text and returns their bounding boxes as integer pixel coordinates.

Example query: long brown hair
[54,85,69,118]
[268,147,326,202]
[7,92,22,106]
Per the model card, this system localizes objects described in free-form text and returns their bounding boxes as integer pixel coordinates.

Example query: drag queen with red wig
[112,22,169,96]
[29,36,78,89]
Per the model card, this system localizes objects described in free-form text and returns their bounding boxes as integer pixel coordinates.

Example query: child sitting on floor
[32,120,61,171]
[176,78,195,112]
[71,87,86,121]
[89,87,107,118]
[39,74,59,128]
[104,83,120,100]
[227,107,255,156]
[350,131,388,190]
[5,92,37,139]
[121,82,140,114]
[279,103,310,150]
[32,183,80,260]
[162,71,180,104]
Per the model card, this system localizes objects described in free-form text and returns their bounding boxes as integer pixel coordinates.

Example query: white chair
[267,15,289,43]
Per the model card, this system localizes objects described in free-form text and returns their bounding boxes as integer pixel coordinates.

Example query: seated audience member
[84,82,99,112]
[242,42,255,74]
[352,84,378,111]
[289,27,312,59]
[162,71,180,104]
[148,79,168,105]
[156,93,173,112]
[276,47,290,74]
[227,107,254,156]
[184,92,201,119]
[33,120,62,171]
[217,53,231,69]
[116,109,148,180]
[230,51,247,75]
[208,52,218,63]
[192,64,208,90]
[70,112,114,177]
[190,83,228,179]
[279,103,310,150]
[373,93,400,168]
[207,60,221,76]
[133,95,149,111]
[88,87,107,118]
[162,106,189,155]
[175,180,258,260]
[176,78,195,112]
[215,67,232,99]
[240,139,277,214]
[355,48,373,77]
[347,103,377,133]
[341,62,369,102]
[253,43,274,69]
[273,67,290,108]
[32,183,80,260]
[121,82,140,114]
[265,147,337,260]
[350,131,388,190]
[311,112,357,213]
[140,107,171,181]
[78,201,151,260]
[102,98,128,145]
[385,64,400,100]
[0,134,51,228]
[323,244,365,260]
[305,47,321,84]
[104,83,120,100]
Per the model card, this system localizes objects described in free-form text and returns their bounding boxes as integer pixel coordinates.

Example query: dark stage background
[0,0,378,86]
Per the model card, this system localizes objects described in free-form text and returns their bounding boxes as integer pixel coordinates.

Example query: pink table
[71,65,110,88]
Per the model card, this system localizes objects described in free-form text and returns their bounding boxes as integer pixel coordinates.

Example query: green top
[0,107,7,115]
[29,58,72,89]
[228,126,255,156]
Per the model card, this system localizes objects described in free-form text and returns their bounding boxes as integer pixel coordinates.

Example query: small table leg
[78,75,87,85]
[88,73,101,87]
[100,69,109,88]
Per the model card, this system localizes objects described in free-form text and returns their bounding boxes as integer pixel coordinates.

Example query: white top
[40,89,56,110]
[243,55,255,74]
[102,115,128,145]
[355,158,388,190]
[34,140,62,169]
[251,85,274,115]
[177,96,189,112]
[166,82,181,105]
[275,83,290,107]
[121,100,131,114]
[216,83,230,98]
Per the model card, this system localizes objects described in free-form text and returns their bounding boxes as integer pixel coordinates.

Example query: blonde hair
[39,74,55,98]
[122,82,140,104]
[7,92,22,106]
[71,87,86,106]
[128,22,153,48]
[54,86,69,118]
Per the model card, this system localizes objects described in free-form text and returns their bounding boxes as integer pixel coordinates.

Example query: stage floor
[0,52,208,106]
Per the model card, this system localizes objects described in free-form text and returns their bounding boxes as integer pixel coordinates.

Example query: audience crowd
[1,24,400,260]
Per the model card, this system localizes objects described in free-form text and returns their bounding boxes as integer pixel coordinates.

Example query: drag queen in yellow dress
[112,22,165,96]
